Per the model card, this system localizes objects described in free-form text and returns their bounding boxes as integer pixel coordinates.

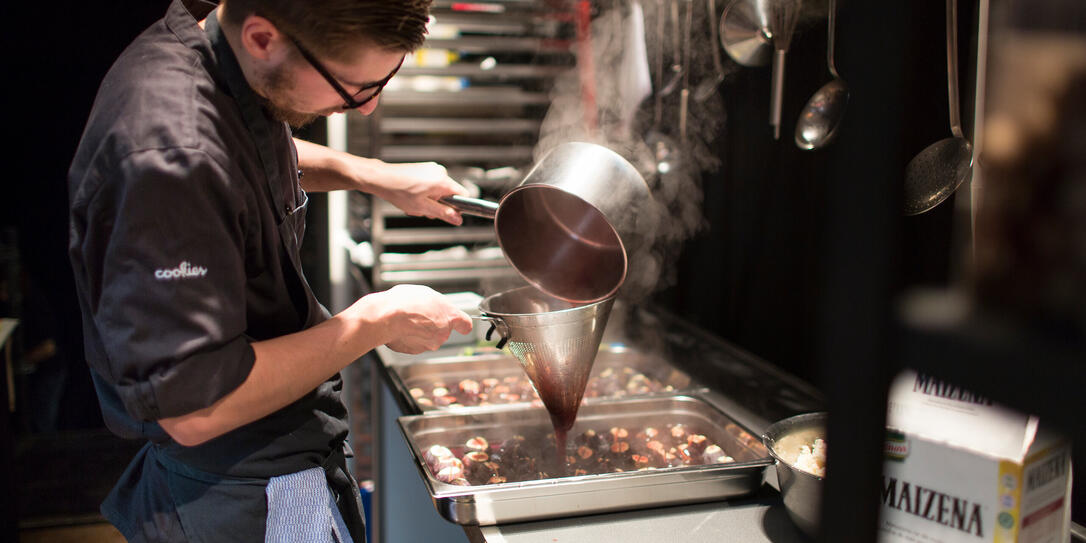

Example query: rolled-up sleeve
[80,147,255,421]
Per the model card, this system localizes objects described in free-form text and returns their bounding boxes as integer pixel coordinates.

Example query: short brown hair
[221,0,432,60]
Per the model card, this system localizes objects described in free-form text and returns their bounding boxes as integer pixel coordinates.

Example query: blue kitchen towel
[265,467,353,543]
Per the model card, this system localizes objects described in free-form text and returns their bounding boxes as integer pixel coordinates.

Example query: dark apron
[147,440,364,543]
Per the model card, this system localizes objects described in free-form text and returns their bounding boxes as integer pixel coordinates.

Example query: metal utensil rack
[346,0,582,293]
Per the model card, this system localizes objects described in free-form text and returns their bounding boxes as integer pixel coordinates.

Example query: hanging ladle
[694,0,728,102]
[902,0,974,215]
[679,0,693,142]
[660,0,685,96]
[794,0,848,150]
[646,0,679,174]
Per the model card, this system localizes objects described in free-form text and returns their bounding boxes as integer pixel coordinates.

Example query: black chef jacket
[67,0,361,541]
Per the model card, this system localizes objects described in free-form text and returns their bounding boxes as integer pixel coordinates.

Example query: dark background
[1,0,964,428]
[1,0,1079,536]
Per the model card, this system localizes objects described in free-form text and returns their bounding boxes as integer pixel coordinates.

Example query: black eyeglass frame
[289,37,404,110]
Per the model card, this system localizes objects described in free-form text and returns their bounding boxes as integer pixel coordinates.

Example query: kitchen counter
[369,304,824,543]
[464,474,808,543]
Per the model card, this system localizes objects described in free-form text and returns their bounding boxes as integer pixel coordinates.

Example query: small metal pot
[762,411,827,540]
[442,142,653,303]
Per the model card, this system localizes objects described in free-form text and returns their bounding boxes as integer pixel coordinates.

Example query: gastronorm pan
[397,394,772,525]
[390,343,703,413]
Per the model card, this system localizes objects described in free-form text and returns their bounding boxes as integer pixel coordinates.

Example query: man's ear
[238,14,288,63]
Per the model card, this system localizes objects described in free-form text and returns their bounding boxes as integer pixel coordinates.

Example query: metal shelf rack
[347,0,582,292]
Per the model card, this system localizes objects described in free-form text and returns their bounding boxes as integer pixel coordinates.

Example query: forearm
[294,136,465,224]
[159,309,387,446]
[294,137,383,193]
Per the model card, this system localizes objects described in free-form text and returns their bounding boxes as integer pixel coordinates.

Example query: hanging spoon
[794,0,849,150]
[902,0,974,215]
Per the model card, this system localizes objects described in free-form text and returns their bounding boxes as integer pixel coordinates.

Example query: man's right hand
[358,284,474,354]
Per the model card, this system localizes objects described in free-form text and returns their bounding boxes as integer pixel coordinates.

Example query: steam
[534,0,736,303]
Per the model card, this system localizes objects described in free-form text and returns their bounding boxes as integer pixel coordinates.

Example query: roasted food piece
[461,451,489,468]
[425,422,742,486]
[434,395,458,407]
[423,444,454,467]
[408,362,679,410]
[701,444,735,464]
[684,434,710,458]
[458,379,481,396]
[465,436,489,453]
[432,456,465,483]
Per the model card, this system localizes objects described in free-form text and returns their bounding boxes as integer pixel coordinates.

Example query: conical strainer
[479,286,615,434]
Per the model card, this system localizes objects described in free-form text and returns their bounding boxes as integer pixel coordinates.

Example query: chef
[66,0,471,541]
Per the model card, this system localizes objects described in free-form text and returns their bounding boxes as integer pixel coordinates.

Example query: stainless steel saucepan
[441,142,653,304]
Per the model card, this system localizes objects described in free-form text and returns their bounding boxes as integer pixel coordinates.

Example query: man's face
[256,44,404,128]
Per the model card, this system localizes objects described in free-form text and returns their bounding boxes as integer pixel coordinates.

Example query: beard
[256,63,332,129]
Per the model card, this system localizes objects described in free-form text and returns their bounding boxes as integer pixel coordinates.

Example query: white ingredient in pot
[793,438,827,478]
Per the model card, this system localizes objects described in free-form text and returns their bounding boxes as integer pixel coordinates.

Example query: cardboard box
[879,370,1072,543]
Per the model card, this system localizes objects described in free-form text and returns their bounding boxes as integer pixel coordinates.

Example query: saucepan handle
[439,195,499,219]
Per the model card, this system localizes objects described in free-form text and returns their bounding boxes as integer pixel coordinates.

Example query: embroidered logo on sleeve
[154,261,208,280]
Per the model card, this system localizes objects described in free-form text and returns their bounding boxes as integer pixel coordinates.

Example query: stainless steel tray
[390,344,703,413]
[396,395,772,525]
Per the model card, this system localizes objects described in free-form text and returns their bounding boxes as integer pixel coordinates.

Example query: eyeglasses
[289,36,404,110]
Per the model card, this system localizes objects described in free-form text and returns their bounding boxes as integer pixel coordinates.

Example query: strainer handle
[471,314,509,350]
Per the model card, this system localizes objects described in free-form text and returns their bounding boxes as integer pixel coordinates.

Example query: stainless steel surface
[378,267,519,286]
[480,286,615,431]
[902,0,974,215]
[767,0,802,140]
[424,12,538,35]
[720,0,774,67]
[399,64,568,78]
[379,118,541,135]
[762,411,826,539]
[374,226,496,245]
[380,88,552,106]
[795,0,849,150]
[423,36,569,53]
[472,491,809,543]
[388,344,702,413]
[485,142,653,303]
[378,256,509,272]
[430,0,542,8]
[397,395,773,525]
[379,145,536,163]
